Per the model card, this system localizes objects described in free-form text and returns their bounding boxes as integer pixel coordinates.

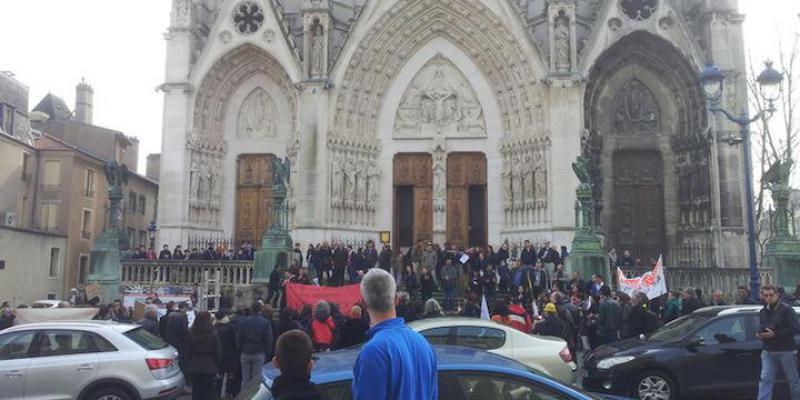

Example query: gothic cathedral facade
[158,0,749,268]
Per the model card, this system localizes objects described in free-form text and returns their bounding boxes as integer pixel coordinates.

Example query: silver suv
[0,320,183,400]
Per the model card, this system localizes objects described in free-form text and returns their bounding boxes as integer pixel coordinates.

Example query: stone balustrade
[120,260,253,287]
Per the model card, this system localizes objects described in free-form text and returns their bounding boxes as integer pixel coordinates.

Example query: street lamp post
[147,221,158,251]
[699,61,783,301]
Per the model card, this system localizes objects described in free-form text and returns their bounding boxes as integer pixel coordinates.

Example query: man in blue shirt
[352,268,438,400]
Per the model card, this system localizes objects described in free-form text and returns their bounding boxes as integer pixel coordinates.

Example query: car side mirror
[687,337,705,349]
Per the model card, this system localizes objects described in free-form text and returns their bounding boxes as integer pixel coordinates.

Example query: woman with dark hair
[276,308,303,339]
[186,311,221,400]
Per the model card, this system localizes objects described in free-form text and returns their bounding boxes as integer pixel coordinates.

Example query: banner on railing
[617,255,668,300]
[285,282,362,314]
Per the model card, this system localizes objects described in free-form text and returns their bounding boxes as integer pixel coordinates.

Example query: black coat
[760,302,800,351]
[624,305,661,339]
[681,297,705,316]
[378,248,392,270]
[337,318,369,349]
[164,311,189,350]
[271,374,326,400]
[216,323,240,373]
[185,331,221,375]
[333,248,349,268]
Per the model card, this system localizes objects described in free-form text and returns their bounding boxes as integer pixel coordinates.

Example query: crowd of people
[122,241,258,261]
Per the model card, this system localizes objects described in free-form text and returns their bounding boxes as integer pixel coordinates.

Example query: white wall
[0,227,66,305]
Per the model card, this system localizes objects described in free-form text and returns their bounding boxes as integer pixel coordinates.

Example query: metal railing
[120,260,254,287]
[619,266,774,298]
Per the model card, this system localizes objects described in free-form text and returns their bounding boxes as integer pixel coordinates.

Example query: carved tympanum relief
[394,55,486,138]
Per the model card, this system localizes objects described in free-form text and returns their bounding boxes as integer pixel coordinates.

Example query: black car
[582,305,800,400]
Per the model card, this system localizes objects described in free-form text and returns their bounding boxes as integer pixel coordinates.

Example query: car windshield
[648,314,708,341]
[123,327,169,350]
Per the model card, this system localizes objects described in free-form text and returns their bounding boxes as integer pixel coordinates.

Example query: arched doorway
[235,154,274,248]
[584,32,709,265]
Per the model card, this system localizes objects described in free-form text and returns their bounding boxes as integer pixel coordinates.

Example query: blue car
[238,345,630,399]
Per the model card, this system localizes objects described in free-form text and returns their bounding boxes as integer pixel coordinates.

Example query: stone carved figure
[553,11,571,73]
[104,160,129,229]
[512,155,523,209]
[367,158,380,210]
[534,150,547,203]
[502,157,513,209]
[310,21,325,77]
[523,153,534,208]
[614,79,659,135]
[331,153,342,206]
[238,88,276,138]
[394,55,485,137]
[271,156,291,190]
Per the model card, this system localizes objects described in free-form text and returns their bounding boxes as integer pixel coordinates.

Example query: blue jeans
[759,350,800,400]
[241,353,265,389]
[443,287,455,311]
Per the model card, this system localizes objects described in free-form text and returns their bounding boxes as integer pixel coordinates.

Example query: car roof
[693,305,800,317]
[3,320,137,333]
[262,345,534,386]
[407,316,506,329]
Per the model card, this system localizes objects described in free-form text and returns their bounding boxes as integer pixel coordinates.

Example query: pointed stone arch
[193,44,297,138]
[584,31,716,266]
[332,0,546,140]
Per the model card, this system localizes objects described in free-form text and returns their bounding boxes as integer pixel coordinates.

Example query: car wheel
[635,371,676,400]
[87,387,133,400]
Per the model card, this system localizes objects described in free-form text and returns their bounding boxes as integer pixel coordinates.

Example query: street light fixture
[699,60,783,301]
[147,221,158,250]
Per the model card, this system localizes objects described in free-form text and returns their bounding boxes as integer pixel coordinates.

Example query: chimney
[75,78,93,124]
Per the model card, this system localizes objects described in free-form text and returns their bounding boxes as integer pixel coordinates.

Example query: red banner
[285,282,363,314]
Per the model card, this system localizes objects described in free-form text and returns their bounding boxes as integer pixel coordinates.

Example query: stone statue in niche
[331,153,342,207]
[502,157,512,209]
[614,79,659,135]
[238,88,276,138]
[512,154,523,209]
[309,20,325,77]
[535,150,547,203]
[394,55,486,137]
[367,158,379,210]
[523,153,534,208]
[553,10,571,73]
[190,152,201,200]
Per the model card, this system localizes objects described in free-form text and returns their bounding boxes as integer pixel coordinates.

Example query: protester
[352,268,438,400]
[271,330,325,400]
[139,305,160,337]
[0,302,15,330]
[460,293,482,318]
[736,286,759,305]
[757,285,800,400]
[507,297,533,334]
[680,288,705,316]
[419,267,436,302]
[185,311,221,400]
[711,289,727,306]
[338,305,370,349]
[662,291,681,323]
[533,302,568,338]
[310,300,337,352]
[440,259,458,312]
[237,302,274,388]
[395,291,417,322]
[597,286,622,345]
[422,298,445,319]
[215,311,242,399]
[624,292,660,339]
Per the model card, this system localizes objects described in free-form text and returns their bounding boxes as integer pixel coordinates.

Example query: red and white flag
[617,255,668,300]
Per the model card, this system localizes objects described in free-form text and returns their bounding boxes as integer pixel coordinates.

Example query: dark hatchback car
[583,305,800,400]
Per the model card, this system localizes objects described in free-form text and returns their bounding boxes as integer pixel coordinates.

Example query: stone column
[547,80,582,246]
[157,0,195,247]
[432,135,447,244]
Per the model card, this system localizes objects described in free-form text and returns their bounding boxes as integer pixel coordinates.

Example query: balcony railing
[120,260,254,287]
[619,266,774,299]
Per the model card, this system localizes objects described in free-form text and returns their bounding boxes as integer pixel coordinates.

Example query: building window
[84,169,95,197]
[48,247,60,277]
[129,191,137,212]
[40,203,58,231]
[81,209,92,240]
[43,160,61,191]
[0,103,14,134]
[138,195,146,215]
[127,228,136,249]
[78,255,89,284]
[21,153,31,182]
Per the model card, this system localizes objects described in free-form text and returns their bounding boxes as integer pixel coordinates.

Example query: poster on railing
[617,255,667,300]
[285,282,363,314]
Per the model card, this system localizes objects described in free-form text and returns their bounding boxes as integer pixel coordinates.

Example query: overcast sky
[0,0,798,173]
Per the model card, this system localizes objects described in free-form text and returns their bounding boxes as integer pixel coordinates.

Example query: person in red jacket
[507,297,533,334]
[310,300,337,351]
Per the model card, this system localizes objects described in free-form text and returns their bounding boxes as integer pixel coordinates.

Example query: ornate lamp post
[147,221,158,250]
[699,61,783,300]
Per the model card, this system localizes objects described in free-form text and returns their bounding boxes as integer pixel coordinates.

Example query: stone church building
[157,0,749,268]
